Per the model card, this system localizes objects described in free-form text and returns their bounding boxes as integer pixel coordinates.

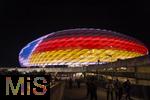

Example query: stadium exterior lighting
[19,28,148,67]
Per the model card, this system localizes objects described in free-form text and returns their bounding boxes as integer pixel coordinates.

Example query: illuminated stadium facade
[19,29,148,67]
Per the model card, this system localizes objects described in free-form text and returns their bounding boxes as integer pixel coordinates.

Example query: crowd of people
[105,79,131,100]
[67,76,132,100]
[68,77,82,89]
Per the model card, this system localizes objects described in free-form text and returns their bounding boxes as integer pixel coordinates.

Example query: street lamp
[106,54,114,80]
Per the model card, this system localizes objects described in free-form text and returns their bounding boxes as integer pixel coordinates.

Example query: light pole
[106,54,114,80]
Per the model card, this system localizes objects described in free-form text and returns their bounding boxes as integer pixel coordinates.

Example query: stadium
[19,28,148,67]
[2,29,150,98]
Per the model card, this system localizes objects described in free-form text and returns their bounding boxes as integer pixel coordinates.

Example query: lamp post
[106,54,114,80]
[97,57,100,80]
[97,59,100,65]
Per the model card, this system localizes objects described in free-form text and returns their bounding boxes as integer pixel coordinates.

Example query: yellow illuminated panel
[29,49,143,66]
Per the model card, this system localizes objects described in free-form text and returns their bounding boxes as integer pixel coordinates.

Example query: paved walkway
[63,83,142,100]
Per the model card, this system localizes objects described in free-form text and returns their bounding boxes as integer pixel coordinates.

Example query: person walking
[123,79,131,100]
[89,77,98,100]
[114,79,123,100]
[114,79,119,100]
[69,77,73,89]
[106,80,114,100]
[76,78,81,88]
[86,77,90,98]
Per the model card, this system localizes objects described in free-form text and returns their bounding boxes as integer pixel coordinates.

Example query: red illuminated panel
[33,36,148,54]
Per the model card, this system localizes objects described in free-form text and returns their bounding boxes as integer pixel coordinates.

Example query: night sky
[0,1,150,67]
